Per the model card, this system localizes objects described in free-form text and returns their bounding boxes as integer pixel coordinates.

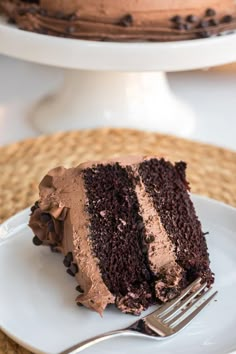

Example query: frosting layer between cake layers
[1,0,236,41]
[29,156,214,315]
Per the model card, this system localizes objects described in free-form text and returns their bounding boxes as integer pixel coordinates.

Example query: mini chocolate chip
[206,8,216,17]
[70,263,78,274]
[40,213,51,223]
[184,23,192,30]
[175,23,185,30]
[32,235,42,246]
[199,31,211,38]
[171,15,182,24]
[67,268,75,277]
[221,15,233,24]
[77,302,83,307]
[198,20,209,28]
[90,299,94,304]
[66,26,76,34]
[186,15,198,23]
[146,235,155,243]
[209,18,219,26]
[76,285,84,293]
[30,201,39,214]
[63,257,71,268]
[66,252,73,263]
[118,14,133,27]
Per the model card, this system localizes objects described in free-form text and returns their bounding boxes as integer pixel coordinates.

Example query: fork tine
[161,282,208,322]
[167,285,211,326]
[172,290,218,333]
[153,277,202,318]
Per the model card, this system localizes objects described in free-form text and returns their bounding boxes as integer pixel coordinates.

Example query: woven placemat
[0,128,236,353]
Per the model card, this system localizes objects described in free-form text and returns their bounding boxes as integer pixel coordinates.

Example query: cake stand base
[31,70,195,136]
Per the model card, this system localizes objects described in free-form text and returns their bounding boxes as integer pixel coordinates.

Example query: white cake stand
[1,17,236,136]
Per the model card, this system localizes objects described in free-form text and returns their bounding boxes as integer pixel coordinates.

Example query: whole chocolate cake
[0,1,236,41]
[29,156,214,315]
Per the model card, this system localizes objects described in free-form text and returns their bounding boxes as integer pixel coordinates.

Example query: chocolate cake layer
[83,163,153,314]
[1,0,236,41]
[139,158,214,292]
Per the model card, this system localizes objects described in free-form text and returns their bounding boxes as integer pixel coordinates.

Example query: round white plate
[1,16,236,71]
[0,195,236,354]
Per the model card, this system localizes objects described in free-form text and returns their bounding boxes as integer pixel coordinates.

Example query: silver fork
[60,277,217,354]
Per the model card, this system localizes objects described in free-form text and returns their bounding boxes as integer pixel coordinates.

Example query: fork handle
[59,329,137,354]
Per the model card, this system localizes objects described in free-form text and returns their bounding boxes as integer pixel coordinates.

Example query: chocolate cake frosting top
[29,156,214,315]
[1,0,236,41]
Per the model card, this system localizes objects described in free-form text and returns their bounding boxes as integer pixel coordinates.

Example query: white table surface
[0,54,236,151]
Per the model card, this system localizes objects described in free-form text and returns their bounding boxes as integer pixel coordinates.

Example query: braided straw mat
[0,128,236,353]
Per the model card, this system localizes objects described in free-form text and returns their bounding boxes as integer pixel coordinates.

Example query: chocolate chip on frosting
[175,23,185,30]
[199,30,211,38]
[205,8,216,17]
[67,268,75,277]
[32,235,43,246]
[146,235,155,244]
[63,252,74,267]
[222,15,233,24]
[70,263,79,275]
[186,15,198,23]
[118,14,133,27]
[30,201,39,214]
[63,257,71,268]
[76,285,84,293]
[184,23,192,31]
[198,20,209,28]
[66,252,73,263]
[171,15,182,24]
[209,18,219,26]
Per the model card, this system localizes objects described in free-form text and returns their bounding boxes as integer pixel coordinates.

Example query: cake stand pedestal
[1,18,236,136]
[31,70,194,135]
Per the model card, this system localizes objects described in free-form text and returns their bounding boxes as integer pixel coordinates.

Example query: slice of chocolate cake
[29,156,214,315]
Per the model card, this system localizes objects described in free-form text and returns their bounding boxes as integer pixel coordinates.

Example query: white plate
[0,195,236,354]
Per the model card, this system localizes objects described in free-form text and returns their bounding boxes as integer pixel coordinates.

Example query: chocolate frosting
[29,166,115,315]
[1,0,236,41]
